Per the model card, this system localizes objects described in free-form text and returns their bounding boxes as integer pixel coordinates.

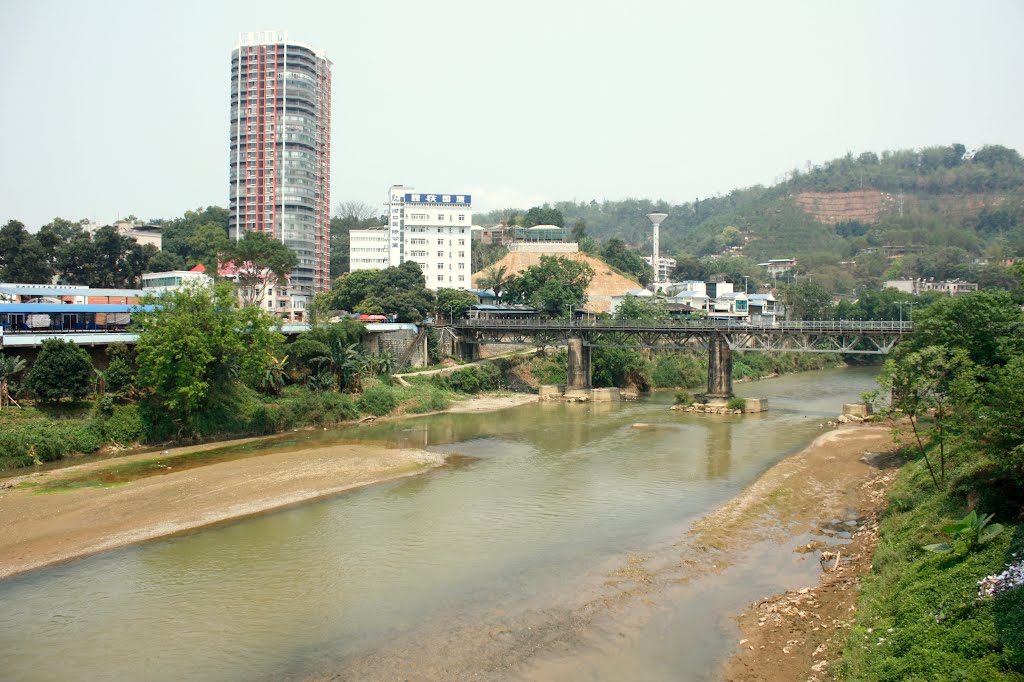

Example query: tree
[436,288,477,320]
[159,206,230,267]
[615,295,669,321]
[104,344,137,397]
[0,353,27,408]
[600,238,648,283]
[571,219,586,242]
[502,256,594,317]
[328,261,434,322]
[146,250,185,273]
[973,355,1024,481]
[185,222,230,274]
[133,282,283,432]
[0,220,53,283]
[222,231,299,308]
[879,345,977,487]
[783,281,833,320]
[476,264,510,298]
[55,226,154,288]
[25,339,94,402]
[523,205,565,227]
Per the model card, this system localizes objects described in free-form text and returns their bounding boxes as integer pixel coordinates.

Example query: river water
[0,367,878,681]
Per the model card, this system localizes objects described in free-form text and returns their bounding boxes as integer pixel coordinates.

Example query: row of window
[407,227,468,234]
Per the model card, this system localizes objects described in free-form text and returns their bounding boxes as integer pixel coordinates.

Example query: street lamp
[742,275,750,293]
[646,212,668,291]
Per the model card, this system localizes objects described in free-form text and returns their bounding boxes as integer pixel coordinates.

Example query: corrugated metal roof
[0,304,154,313]
[0,285,145,297]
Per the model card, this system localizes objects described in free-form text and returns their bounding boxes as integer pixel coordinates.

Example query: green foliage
[357,385,398,416]
[436,287,477,320]
[673,390,695,406]
[134,281,284,434]
[25,339,94,402]
[222,231,299,308]
[406,389,451,414]
[840,452,1024,681]
[652,354,705,388]
[782,280,834,320]
[973,355,1024,482]
[104,344,136,397]
[329,201,381,279]
[922,510,1004,554]
[328,261,434,322]
[523,205,565,227]
[502,256,594,317]
[157,206,230,270]
[433,364,503,394]
[591,347,649,389]
[600,238,650,284]
[726,396,747,411]
[476,264,511,298]
[101,404,144,445]
[55,224,156,288]
[531,349,568,385]
[615,294,669,321]
[0,219,54,283]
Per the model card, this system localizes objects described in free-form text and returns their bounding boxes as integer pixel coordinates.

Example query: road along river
[0,367,884,681]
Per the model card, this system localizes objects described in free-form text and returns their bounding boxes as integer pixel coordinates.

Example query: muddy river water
[0,367,879,680]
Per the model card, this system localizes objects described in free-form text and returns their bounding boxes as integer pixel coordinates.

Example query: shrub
[102,404,144,445]
[25,339,94,402]
[653,354,706,388]
[407,389,451,414]
[358,385,398,416]
[674,390,695,406]
[726,396,747,411]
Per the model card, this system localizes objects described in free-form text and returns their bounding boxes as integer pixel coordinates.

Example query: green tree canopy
[783,280,834,320]
[0,220,53,283]
[222,231,299,308]
[25,339,93,402]
[600,238,649,284]
[614,294,669,321]
[328,261,434,322]
[502,256,594,317]
[133,282,283,432]
[436,288,478,320]
[523,205,565,227]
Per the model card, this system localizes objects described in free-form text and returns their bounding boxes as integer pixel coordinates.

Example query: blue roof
[0,304,154,313]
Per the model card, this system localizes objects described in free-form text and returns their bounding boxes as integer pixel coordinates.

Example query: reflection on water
[0,367,879,681]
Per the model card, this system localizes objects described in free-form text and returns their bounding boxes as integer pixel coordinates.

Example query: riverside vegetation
[835,290,1024,680]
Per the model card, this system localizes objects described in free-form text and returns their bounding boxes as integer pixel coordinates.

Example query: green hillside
[475,144,1024,295]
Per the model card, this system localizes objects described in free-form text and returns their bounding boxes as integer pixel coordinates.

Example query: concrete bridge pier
[457,334,480,362]
[566,336,592,390]
[706,334,733,402]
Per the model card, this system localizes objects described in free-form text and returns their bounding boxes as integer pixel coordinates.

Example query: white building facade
[350,186,472,291]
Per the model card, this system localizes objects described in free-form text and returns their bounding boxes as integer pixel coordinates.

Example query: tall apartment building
[350,186,472,291]
[229,31,332,306]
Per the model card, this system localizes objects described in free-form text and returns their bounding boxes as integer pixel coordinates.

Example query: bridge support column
[457,333,480,362]
[566,336,592,390]
[706,334,733,401]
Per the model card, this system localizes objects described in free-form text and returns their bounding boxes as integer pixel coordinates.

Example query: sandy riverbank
[0,393,538,581]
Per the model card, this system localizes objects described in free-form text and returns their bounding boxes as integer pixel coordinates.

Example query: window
[437,250,444,257]
[458,214,465,221]
[437,213,445,221]
[437,275,444,282]
[458,275,465,282]
[458,239,465,246]
[437,239,444,245]
[437,263,444,269]
[458,263,465,269]
[458,251,465,258]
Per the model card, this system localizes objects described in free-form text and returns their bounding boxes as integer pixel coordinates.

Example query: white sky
[1,0,1022,229]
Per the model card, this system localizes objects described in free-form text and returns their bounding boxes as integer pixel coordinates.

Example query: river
[0,367,879,681]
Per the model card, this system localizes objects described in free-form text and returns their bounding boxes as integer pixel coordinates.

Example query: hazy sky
[2,0,1022,229]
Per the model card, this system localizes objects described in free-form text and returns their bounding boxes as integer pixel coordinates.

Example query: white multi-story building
[643,255,676,283]
[350,186,473,291]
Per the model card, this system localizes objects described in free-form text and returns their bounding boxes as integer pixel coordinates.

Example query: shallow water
[0,367,878,681]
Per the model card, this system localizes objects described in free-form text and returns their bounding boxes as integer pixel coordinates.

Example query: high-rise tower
[229,31,332,303]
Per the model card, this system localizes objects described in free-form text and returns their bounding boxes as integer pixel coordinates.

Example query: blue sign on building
[404,193,471,205]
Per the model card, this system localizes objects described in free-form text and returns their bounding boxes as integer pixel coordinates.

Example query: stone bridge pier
[566,336,592,390]
[706,334,733,402]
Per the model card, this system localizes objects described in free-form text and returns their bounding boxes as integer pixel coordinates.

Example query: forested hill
[475,144,1024,274]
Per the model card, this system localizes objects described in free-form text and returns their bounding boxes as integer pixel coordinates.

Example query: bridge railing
[452,318,914,333]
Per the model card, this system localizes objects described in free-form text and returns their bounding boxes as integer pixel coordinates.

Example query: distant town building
[643,255,677,282]
[0,283,143,305]
[141,265,212,294]
[229,31,332,307]
[350,186,472,291]
[758,258,797,278]
[883,279,979,297]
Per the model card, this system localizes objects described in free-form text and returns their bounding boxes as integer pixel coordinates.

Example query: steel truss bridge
[449,319,914,397]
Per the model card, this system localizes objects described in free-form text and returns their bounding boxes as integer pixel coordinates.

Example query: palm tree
[477,264,509,299]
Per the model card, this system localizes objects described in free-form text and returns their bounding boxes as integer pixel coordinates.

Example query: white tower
[646,212,668,288]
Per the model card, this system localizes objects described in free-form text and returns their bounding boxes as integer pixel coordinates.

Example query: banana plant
[923,510,1004,554]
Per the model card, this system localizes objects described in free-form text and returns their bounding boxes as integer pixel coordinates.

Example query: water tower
[646,212,668,289]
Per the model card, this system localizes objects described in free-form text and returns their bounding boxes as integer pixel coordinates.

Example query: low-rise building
[758,258,797,278]
[883,278,979,297]
[141,266,212,294]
